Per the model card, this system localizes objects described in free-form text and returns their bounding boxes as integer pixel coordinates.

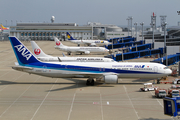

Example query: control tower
[151,12,156,30]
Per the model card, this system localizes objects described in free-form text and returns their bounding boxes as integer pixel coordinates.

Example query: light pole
[129,16,133,37]
[11,20,13,26]
[126,18,130,36]
[92,23,93,40]
[162,22,168,66]
[134,22,138,41]
[140,22,144,43]
[150,22,155,49]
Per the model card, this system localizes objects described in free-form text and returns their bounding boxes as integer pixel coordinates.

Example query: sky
[0,0,180,27]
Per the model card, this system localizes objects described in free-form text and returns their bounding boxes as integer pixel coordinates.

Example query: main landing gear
[68,52,71,55]
[86,78,94,86]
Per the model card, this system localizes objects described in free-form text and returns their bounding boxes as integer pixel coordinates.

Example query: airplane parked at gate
[31,41,115,62]
[9,36,172,85]
[54,36,109,55]
[66,32,110,46]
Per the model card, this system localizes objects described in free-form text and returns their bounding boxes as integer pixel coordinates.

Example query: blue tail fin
[9,37,40,65]
[66,32,76,40]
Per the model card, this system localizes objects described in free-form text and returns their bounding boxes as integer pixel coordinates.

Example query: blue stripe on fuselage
[26,62,160,74]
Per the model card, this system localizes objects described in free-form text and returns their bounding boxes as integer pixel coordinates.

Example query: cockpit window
[164,67,169,69]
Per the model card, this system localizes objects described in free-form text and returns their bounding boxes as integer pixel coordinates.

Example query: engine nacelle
[90,43,96,46]
[96,75,118,84]
[104,75,118,84]
[84,51,90,54]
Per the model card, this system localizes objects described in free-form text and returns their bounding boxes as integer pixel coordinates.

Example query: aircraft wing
[68,72,117,78]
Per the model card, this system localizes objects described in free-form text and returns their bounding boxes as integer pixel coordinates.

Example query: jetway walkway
[152,53,180,66]
[106,40,144,49]
[108,36,136,43]
[123,43,151,53]
[105,48,164,61]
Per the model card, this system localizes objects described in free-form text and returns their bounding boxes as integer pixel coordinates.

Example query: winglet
[9,37,40,65]
[66,32,76,40]
[62,53,67,57]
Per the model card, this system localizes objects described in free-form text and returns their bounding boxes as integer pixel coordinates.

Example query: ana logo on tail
[14,45,32,60]
[56,41,61,46]
[34,48,41,55]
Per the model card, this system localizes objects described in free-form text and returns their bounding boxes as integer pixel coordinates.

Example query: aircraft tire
[90,79,94,86]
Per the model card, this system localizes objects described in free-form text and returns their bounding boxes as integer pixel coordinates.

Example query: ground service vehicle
[155,89,167,98]
[173,78,180,84]
[140,83,158,92]
[168,89,180,98]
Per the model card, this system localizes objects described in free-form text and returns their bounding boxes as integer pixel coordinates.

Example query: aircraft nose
[167,69,172,75]
[105,49,109,52]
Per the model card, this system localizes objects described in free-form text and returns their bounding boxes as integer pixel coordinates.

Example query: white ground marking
[30,78,58,120]
[67,81,78,120]
[0,76,41,117]
[123,85,140,119]
[150,91,163,107]
[107,101,109,105]
[100,93,104,120]
[67,93,76,120]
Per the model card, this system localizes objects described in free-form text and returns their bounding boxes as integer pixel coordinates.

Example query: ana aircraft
[66,32,110,46]
[31,41,115,62]
[10,36,172,85]
[54,36,109,55]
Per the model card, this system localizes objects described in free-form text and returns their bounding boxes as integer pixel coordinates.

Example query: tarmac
[0,40,178,120]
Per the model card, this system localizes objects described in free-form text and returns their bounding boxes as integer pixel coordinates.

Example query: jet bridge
[108,36,135,43]
[106,40,144,49]
[105,48,164,61]
[152,53,180,66]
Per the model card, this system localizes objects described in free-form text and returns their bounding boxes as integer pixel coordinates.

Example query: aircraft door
[154,66,158,73]
[43,65,47,72]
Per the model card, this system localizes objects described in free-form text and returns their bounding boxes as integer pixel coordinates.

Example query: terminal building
[9,22,125,41]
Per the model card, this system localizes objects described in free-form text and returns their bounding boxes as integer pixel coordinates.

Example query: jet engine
[84,51,90,54]
[96,75,118,84]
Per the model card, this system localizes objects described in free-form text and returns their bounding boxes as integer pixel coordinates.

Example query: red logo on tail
[56,41,61,46]
[34,48,41,55]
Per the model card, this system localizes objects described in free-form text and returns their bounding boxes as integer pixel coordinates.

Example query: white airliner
[67,32,110,46]
[31,41,115,62]
[54,36,109,55]
[9,36,172,85]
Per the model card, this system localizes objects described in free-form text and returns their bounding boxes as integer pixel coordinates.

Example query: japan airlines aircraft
[31,41,115,62]
[9,36,172,85]
[66,32,110,46]
[54,36,109,55]
[0,24,9,30]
